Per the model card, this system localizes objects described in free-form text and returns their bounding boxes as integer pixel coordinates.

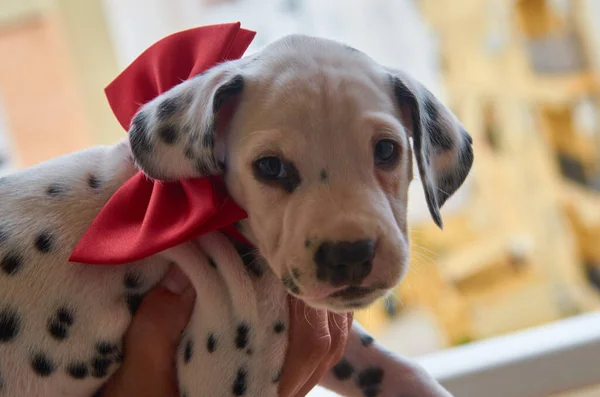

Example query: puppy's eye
[374,139,399,168]
[254,157,288,179]
[253,156,301,193]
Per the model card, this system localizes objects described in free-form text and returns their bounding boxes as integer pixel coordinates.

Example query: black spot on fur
[237,246,263,278]
[235,323,250,349]
[46,183,66,196]
[56,307,74,326]
[304,239,311,248]
[48,306,75,340]
[202,130,215,149]
[31,353,55,377]
[391,76,418,112]
[246,348,253,355]
[462,128,473,145]
[1,251,23,275]
[0,308,20,342]
[91,357,112,378]
[126,293,144,315]
[48,319,68,340]
[423,97,453,152]
[320,169,328,181]
[158,125,178,145]
[157,96,180,120]
[274,321,285,334]
[292,268,301,280]
[124,272,142,289]
[207,334,216,353]
[194,159,213,176]
[357,367,384,397]
[273,369,281,383]
[360,334,375,347]
[115,348,124,363]
[87,175,101,190]
[67,362,89,379]
[35,232,54,253]
[232,367,248,396]
[282,275,301,295]
[129,112,152,154]
[213,75,244,113]
[96,342,117,356]
[208,258,217,268]
[332,358,354,380]
[184,339,193,364]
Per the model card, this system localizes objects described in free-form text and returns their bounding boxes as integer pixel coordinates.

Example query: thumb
[100,265,196,397]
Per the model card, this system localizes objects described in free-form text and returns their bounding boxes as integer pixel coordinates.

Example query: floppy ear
[128,64,245,181]
[389,70,474,229]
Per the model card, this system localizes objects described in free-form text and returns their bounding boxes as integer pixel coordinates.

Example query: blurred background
[1,0,600,395]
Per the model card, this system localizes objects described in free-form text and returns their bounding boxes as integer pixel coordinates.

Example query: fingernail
[160,264,190,295]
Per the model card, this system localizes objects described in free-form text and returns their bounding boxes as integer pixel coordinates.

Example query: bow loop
[69,23,254,264]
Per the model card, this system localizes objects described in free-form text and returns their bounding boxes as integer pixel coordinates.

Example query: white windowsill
[416,311,600,397]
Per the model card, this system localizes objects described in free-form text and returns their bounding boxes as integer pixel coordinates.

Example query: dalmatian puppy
[0,34,472,396]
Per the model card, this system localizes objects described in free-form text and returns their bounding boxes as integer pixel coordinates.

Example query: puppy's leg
[319,322,452,397]
[159,232,288,397]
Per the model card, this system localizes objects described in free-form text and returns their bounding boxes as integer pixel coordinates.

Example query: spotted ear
[389,71,474,229]
[128,66,245,181]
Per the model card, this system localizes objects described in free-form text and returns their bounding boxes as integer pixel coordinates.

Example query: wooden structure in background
[356,0,600,347]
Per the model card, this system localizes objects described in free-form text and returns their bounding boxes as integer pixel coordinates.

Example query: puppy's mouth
[329,286,376,300]
[291,282,389,312]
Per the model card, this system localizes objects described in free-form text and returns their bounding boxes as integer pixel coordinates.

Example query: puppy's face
[224,53,414,311]
[129,35,473,312]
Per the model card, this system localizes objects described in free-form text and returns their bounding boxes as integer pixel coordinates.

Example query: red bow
[69,23,254,264]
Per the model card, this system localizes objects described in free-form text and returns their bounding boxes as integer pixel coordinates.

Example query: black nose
[314,239,376,287]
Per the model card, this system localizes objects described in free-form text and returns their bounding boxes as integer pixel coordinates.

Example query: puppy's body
[0,34,471,396]
[0,142,291,397]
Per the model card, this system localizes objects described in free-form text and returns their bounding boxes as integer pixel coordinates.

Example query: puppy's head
[129,35,473,312]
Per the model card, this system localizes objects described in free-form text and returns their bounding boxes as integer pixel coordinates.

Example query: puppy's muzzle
[314,239,376,287]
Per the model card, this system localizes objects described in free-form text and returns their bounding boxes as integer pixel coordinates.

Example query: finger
[100,265,196,397]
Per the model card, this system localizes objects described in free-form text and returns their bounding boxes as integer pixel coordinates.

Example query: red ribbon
[69,22,254,264]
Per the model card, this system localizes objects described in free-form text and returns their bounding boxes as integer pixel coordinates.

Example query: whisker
[410,242,437,256]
